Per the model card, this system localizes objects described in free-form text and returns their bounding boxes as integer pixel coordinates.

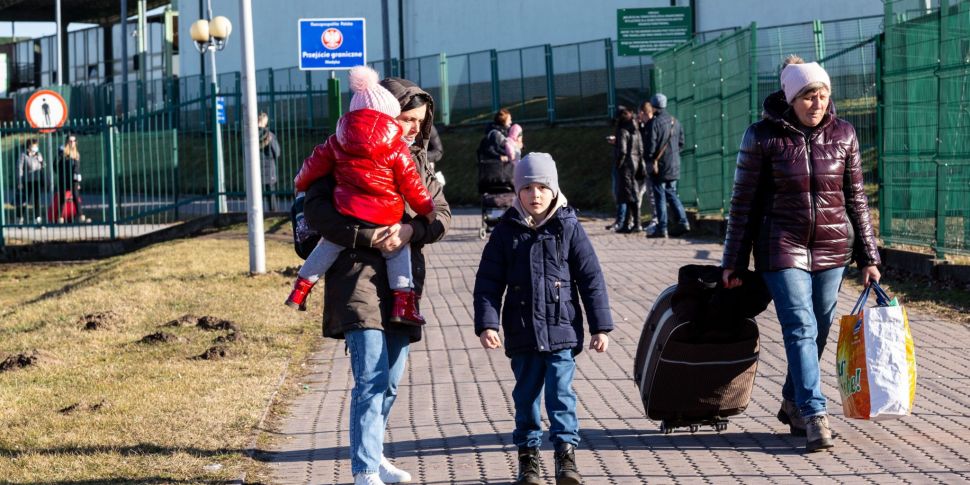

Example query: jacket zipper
[805,133,816,269]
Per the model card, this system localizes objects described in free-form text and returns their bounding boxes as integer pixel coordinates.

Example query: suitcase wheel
[713,419,729,432]
[660,421,673,435]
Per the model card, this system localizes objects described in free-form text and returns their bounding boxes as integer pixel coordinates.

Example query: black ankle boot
[515,446,542,485]
[554,443,582,485]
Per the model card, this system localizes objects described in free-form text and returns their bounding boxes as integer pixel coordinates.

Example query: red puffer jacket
[294,109,434,226]
[721,90,880,273]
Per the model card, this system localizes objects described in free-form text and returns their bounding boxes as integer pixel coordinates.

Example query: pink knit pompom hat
[348,66,401,118]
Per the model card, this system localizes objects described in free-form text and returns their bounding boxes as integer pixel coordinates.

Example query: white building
[176,0,885,77]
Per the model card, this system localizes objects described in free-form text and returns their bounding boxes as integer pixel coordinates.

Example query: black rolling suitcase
[633,265,771,433]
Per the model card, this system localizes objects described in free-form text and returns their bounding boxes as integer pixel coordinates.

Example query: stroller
[477,158,516,239]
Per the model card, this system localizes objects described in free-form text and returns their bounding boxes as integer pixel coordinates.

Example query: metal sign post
[239,0,265,274]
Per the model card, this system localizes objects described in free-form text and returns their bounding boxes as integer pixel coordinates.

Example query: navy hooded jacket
[473,205,613,356]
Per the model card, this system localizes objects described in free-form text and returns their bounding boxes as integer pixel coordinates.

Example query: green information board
[617,7,693,56]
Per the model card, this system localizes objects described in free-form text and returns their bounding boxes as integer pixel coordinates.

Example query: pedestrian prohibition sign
[25,90,68,133]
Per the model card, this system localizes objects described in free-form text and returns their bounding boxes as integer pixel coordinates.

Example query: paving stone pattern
[264,212,970,484]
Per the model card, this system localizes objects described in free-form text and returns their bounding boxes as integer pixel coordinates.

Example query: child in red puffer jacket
[285,66,435,326]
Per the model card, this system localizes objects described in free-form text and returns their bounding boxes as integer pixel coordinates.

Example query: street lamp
[190,11,232,214]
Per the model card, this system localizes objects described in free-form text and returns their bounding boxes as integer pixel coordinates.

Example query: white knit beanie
[348,66,401,118]
[780,62,831,104]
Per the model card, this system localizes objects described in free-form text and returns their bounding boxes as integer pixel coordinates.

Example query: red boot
[285,277,315,311]
[390,289,426,326]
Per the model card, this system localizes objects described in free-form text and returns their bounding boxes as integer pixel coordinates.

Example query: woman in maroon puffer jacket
[721,56,881,453]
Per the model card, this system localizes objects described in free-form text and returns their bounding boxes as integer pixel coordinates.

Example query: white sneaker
[35,216,42,224]
[379,456,412,483]
[354,472,386,485]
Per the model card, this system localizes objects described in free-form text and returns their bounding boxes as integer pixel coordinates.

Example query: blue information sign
[299,18,366,70]
[216,96,226,124]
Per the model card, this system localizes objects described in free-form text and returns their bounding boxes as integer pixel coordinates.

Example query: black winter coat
[645,110,684,182]
[477,123,508,161]
[721,90,880,273]
[474,205,613,356]
[614,120,644,204]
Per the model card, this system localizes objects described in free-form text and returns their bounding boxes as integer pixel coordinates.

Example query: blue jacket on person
[473,203,613,356]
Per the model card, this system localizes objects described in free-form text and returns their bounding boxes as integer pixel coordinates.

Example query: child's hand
[589,333,609,353]
[480,329,502,349]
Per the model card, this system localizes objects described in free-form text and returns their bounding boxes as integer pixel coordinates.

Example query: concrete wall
[178,0,884,78]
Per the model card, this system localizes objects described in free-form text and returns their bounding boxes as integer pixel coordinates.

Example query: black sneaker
[646,228,668,238]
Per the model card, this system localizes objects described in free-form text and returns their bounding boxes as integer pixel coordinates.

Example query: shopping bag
[836,282,916,420]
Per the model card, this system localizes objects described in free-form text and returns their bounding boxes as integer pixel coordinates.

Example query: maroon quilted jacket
[721,90,880,273]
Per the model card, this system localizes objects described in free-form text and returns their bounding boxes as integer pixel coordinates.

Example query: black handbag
[291,194,321,260]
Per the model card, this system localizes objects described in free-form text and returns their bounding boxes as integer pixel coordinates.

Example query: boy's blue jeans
[346,329,411,475]
[509,349,580,448]
[762,266,845,418]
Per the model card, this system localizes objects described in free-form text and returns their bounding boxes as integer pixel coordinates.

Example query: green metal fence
[880,0,970,256]
[4,10,967,257]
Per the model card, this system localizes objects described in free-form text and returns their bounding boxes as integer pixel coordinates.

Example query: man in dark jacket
[645,93,690,238]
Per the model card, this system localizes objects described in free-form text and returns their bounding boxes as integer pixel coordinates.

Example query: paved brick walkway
[262,211,970,484]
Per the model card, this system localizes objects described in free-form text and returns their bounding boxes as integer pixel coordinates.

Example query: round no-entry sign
[25,90,68,133]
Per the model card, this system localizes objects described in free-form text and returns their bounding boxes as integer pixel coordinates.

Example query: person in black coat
[644,93,689,238]
[477,108,512,162]
[474,152,613,485]
[609,106,645,233]
[426,124,443,172]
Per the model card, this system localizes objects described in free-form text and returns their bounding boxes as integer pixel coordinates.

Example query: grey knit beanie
[651,93,668,109]
[514,152,560,197]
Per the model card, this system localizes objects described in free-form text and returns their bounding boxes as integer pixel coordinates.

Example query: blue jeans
[651,179,688,232]
[509,349,580,448]
[762,266,845,418]
[345,329,411,475]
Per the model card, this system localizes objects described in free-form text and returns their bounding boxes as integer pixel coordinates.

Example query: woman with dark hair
[478,108,513,162]
[607,105,644,233]
[721,55,880,453]
[302,76,451,485]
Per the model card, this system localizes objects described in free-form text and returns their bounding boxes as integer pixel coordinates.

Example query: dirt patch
[163,314,202,327]
[1,352,39,372]
[138,332,182,345]
[0,350,57,372]
[78,311,122,331]
[279,266,301,278]
[196,316,240,332]
[214,331,243,344]
[58,400,107,414]
[194,345,229,361]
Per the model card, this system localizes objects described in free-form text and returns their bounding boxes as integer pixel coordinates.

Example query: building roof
[0,0,170,25]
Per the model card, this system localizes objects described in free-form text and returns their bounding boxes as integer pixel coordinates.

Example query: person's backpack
[291,194,320,260]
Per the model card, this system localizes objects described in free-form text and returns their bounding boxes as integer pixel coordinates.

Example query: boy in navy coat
[474,152,613,485]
